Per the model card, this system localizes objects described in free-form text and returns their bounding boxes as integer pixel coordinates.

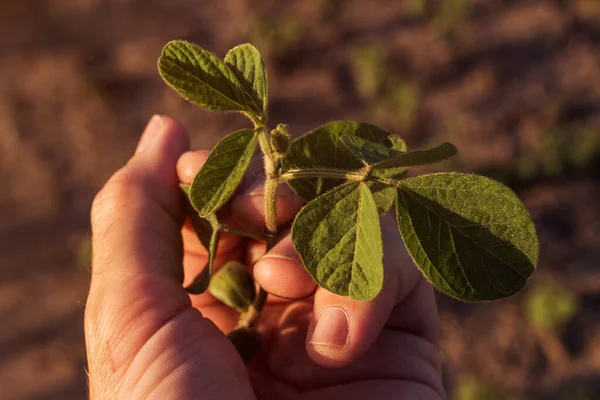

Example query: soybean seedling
[158,41,539,362]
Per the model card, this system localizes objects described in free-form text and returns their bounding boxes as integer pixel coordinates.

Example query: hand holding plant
[84,40,538,399]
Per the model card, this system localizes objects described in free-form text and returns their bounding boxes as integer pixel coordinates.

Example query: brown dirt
[1,0,599,398]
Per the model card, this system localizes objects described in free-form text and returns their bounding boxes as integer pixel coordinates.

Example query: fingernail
[309,307,349,348]
[136,115,165,154]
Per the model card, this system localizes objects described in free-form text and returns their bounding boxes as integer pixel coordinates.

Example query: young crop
[158,41,539,360]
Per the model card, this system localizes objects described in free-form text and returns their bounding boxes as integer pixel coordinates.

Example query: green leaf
[395,173,539,301]
[224,44,268,114]
[389,134,408,152]
[158,40,260,115]
[283,121,403,204]
[190,129,258,217]
[341,135,405,165]
[368,181,400,214]
[374,143,457,170]
[209,261,256,312]
[292,182,384,300]
[180,184,220,295]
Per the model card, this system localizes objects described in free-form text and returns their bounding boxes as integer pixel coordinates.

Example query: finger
[253,231,317,299]
[305,215,425,368]
[89,115,189,291]
[86,116,254,398]
[266,287,443,397]
[87,115,193,376]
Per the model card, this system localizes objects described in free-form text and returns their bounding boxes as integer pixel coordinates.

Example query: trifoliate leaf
[158,40,261,115]
[283,121,404,207]
[190,129,258,217]
[395,173,539,301]
[292,182,384,300]
[224,43,268,114]
[209,261,256,312]
[180,184,220,295]
[374,143,457,170]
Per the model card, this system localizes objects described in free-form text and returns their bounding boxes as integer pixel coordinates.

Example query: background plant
[158,40,539,359]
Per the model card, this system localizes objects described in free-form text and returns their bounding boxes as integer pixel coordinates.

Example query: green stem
[279,168,365,182]
[238,126,279,329]
[263,176,279,238]
[218,225,267,242]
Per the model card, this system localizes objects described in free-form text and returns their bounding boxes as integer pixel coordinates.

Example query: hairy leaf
[224,44,268,114]
[191,129,258,217]
[158,40,260,115]
[292,182,384,300]
[395,173,539,301]
[374,143,457,170]
[283,121,405,204]
[341,135,405,165]
[209,261,256,312]
[180,184,220,294]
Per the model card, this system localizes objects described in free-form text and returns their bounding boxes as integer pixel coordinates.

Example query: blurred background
[1,0,599,398]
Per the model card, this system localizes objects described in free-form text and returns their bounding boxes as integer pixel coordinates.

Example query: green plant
[158,41,539,360]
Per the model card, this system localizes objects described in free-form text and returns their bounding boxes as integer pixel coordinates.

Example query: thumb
[85,115,255,399]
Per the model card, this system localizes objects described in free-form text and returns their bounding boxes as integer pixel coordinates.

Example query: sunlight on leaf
[209,261,256,312]
[292,182,383,300]
[158,40,261,115]
[224,44,268,115]
[395,173,538,301]
[341,135,405,165]
[190,129,258,217]
[374,143,457,169]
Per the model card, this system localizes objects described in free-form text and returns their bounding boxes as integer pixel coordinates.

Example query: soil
[1,0,599,399]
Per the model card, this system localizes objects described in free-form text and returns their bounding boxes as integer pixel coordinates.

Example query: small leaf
[389,134,407,152]
[224,44,268,114]
[227,327,262,364]
[395,173,539,301]
[190,129,258,217]
[209,261,256,312]
[341,135,405,165]
[180,184,220,295]
[292,182,384,300]
[283,121,401,204]
[158,40,260,115]
[374,143,457,170]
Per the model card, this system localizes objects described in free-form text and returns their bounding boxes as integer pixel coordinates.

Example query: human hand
[85,115,445,399]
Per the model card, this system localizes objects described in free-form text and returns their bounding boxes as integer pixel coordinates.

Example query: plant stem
[238,126,279,329]
[218,225,267,242]
[279,168,365,182]
[263,176,279,238]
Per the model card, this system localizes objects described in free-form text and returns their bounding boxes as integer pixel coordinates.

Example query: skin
[85,115,445,399]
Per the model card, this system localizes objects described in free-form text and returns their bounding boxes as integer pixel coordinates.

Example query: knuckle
[91,168,139,228]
